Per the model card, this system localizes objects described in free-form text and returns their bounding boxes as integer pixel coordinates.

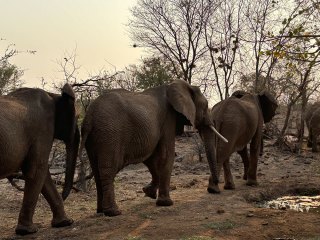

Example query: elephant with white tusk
[79,80,226,216]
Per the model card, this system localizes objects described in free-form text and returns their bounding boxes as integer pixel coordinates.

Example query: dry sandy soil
[1,135,320,240]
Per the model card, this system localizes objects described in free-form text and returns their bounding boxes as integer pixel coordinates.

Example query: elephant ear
[258,90,278,123]
[167,80,196,127]
[54,83,76,141]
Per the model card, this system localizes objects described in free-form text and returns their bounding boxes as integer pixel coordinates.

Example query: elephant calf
[79,80,226,216]
[0,84,80,235]
[305,102,320,152]
[207,90,278,192]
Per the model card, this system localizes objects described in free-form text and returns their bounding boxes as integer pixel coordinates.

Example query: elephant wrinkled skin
[305,102,320,152]
[79,80,222,216]
[0,84,80,235]
[208,91,278,192]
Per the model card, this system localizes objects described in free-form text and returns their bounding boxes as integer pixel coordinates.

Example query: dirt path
[1,137,320,240]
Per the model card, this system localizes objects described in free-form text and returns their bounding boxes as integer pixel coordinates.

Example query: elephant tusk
[210,125,228,143]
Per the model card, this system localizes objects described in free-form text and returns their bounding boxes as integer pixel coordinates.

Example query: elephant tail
[78,123,90,163]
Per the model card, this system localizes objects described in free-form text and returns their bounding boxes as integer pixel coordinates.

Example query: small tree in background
[135,57,178,90]
[0,43,23,95]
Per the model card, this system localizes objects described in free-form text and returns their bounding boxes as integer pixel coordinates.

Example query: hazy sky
[0,0,144,87]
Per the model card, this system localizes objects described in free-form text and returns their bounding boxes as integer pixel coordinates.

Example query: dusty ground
[1,136,320,240]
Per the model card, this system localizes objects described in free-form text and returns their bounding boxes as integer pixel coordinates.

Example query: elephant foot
[51,217,74,228]
[103,208,122,217]
[143,184,157,199]
[156,197,173,206]
[224,183,235,190]
[15,223,38,236]
[246,179,258,186]
[207,185,221,194]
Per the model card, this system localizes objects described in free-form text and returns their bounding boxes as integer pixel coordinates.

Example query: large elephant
[79,80,226,216]
[305,102,320,152]
[207,90,278,193]
[0,84,80,235]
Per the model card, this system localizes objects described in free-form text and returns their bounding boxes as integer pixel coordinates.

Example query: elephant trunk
[62,126,80,200]
[199,126,220,194]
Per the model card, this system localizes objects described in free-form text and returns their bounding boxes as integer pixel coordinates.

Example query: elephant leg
[237,146,249,180]
[87,148,103,213]
[307,128,313,147]
[97,150,121,217]
[207,156,224,194]
[16,163,48,235]
[223,159,235,190]
[143,157,159,199]
[312,130,318,152]
[156,139,174,206]
[41,169,73,228]
[259,137,264,156]
[247,137,260,186]
[100,173,120,216]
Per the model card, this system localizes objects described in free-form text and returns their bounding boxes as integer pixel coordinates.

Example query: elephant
[305,102,320,152]
[0,84,80,235]
[207,90,278,192]
[79,79,227,216]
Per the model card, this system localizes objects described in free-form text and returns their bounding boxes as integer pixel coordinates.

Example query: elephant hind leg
[86,147,103,213]
[41,169,73,228]
[246,139,260,186]
[97,151,121,217]
[237,146,249,180]
[143,156,160,199]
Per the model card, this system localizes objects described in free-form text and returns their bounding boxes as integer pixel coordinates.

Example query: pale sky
[0,0,144,88]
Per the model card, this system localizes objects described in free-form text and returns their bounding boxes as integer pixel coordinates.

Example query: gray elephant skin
[0,84,80,235]
[208,91,278,192]
[79,80,222,216]
[305,102,320,152]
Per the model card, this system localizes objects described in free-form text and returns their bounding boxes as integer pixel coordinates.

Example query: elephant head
[49,84,80,200]
[232,90,278,123]
[167,80,225,192]
[258,90,278,123]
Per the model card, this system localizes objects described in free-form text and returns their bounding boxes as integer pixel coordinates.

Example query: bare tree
[204,0,243,100]
[128,0,221,84]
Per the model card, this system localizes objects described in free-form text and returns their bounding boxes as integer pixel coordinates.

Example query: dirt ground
[1,136,320,240]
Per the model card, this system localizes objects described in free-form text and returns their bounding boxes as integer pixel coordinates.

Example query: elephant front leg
[16,168,47,235]
[223,160,235,190]
[207,158,223,194]
[246,147,259,186]
[156,166,173,206]
[156,143,174,206]
[41,170,73,228]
